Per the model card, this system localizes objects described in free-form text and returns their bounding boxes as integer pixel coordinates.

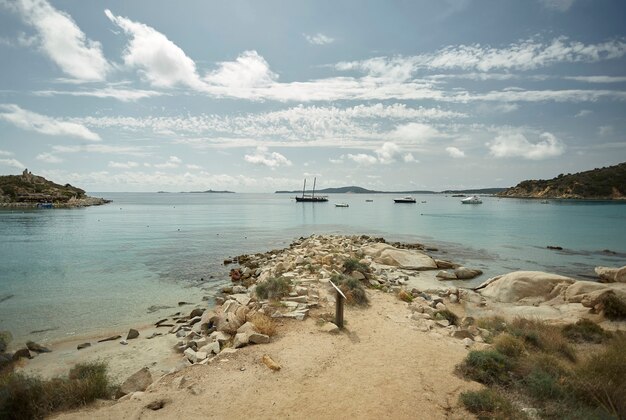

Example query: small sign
[329,280,347,300]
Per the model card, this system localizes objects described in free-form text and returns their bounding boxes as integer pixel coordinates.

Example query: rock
[199,341,220,355]
[231,293,251,306]
[320,322,340,334]
[436,319,450,328]
[595,266,619,283]
[237,322,257,334]
[351,271,366,280]
[449,294,458,304]
[26,341,51,353]
[435,259,459,269]
[462,338,474,348]
[435,302,446,311]
[189,308,205,318]
[436,270,457,280]
[210,331,232,345]
[98,335,121,343]
[0,353,12,370]
[117,367,152,398]
[126,329,140,340]
[146,399,168,411]
[478,271,576,303]
[452,330,474,340]
[194,351,208,362]
[217,312,244,334]
[362,243,437,269]
[232,285,247,294]
[0,331,12,353]
[617,266,626,283]
[249,333,270,344]
[547,245,563,250]
[184,348,203,363]
[233,332,250,348]
[262,354,281,371]
[454,267,483,280]
[77,342,91,350]
[146,332,162,339]
[12,348,32,360]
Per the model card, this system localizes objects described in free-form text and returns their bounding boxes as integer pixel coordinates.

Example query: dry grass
[249,312,277,337]
[255,277,291,300]
[493,333,526,358]
[397,290,413,303]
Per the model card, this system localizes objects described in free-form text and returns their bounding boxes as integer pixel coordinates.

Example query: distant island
[276,185,506,194]
[184,189,235,194]
[497,162,625,200]
[0,169,111,208]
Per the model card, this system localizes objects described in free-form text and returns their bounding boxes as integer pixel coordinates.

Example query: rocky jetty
[497,161,626,200]
[0,169,110,208]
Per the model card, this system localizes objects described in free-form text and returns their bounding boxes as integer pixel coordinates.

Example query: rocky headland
[0,169,110,208]
[6,234,625,419]
[497,161,626,200]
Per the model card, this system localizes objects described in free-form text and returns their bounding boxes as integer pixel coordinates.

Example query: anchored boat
[393,196,416,203]
[295,178,328,202]
[461,195,482,204]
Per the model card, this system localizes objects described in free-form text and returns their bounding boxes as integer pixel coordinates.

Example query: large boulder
[117,367,152,398]
[454,267,483,280]
[362,243,437,270]
[478,271,575,303]
[616,266,626,283]
[595,266,619,283]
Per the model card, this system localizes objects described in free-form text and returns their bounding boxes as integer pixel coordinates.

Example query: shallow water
[0,193,624,343]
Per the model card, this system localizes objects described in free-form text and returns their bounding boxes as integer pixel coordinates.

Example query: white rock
[462,338,474,348]
[248,333,270,344]
[320,322,340,334]
[199,341,221,355]
[233,332,250,348]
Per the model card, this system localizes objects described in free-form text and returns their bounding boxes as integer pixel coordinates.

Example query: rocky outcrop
[362,243,437,270]
[477,271,576,303]
[117,367,153,398]
[595,266,626,283]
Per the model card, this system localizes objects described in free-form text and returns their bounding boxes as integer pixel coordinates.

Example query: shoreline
[0,196,112,208]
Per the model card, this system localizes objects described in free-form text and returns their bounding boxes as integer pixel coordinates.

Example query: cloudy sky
[0,0,624,192]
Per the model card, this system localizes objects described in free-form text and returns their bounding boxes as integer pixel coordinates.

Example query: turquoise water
[1,193,625,343]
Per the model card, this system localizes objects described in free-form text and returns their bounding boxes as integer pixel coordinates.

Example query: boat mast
[302,179,306,198]
[312,177,316,199]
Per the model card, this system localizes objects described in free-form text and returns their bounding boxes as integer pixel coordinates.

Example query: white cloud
[52,144,146,156]
[346,153,378,165]
[304,33,335,45]
[403,153,416,163]
[488,131,565,160]
[539,0,575,12]
[105,9,203,89]
[154,156,182,169]
[329,157,344,164]
[204,51,278,88]
[5,0,109,81]
[108,161,139,169]
[391,123,440,143]
[0,150,13,156]
[36,87,162,102]
[375,142,415,164]
[36,152,62,163]
[565,75,626,83]
[575,109,592,117]
[186,164,202,170]
[0,104,100,140]
[0,158,25,169]
[598,125,614,136]
[244,146,292,168]
[446,146,465,158]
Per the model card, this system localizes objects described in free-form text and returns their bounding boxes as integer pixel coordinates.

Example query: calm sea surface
[1,193,625,343]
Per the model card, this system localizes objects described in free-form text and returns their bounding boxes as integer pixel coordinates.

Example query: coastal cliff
[0,169,110,208]
[497,162,626,200]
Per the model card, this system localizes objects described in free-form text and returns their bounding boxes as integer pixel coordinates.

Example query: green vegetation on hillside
[498,162,626,199]
[0,169,86,204]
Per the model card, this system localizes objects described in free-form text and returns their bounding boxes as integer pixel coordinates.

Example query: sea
[1,192,625,344]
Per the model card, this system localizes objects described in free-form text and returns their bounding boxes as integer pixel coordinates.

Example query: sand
[51,291,480,419]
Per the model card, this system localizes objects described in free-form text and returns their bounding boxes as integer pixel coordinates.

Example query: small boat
[461,195,482,204]
[394,196,416,203]
[421,201,427,203]
[335,203,349,207]
[295,178,328,202]
[365,199,373,202]
[36,202,53,209]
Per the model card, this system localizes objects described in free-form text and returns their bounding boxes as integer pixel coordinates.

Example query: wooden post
[329,280,346,329]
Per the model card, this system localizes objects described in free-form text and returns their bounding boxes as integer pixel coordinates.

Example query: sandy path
[54,291,480,420]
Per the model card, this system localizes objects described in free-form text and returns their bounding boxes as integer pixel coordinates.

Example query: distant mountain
[441,188,507,194]
[0,169,110,207]
[186,189,235,194]
[276,185,436,194]
[497,162,626,200]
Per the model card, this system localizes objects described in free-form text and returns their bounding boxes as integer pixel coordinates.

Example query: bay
[0,192,624,343]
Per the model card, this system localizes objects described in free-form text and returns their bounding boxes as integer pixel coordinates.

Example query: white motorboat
[394,196,416,203]
[461,195,482,204]
[335,203,349,207]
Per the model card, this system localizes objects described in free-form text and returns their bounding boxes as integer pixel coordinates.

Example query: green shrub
[601,294,626,320]
[0,362,113,419]
[571,336,626,418]
[493,333,526,358]
[523,369,564,401]
[476,316,508,334]
[397,290,413,303]
[435,309,458,326]
[333,274,368,306]
[255,277,291,300]
[458,350,513,385]
[342,258,369,274]
[459,389,521,419]
[509,318,576,362]
[562,319,610,343]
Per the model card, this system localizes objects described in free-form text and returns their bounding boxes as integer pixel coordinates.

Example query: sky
[0,0,624,192]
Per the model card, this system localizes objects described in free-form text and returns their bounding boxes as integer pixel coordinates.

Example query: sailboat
[295,178,328,202]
